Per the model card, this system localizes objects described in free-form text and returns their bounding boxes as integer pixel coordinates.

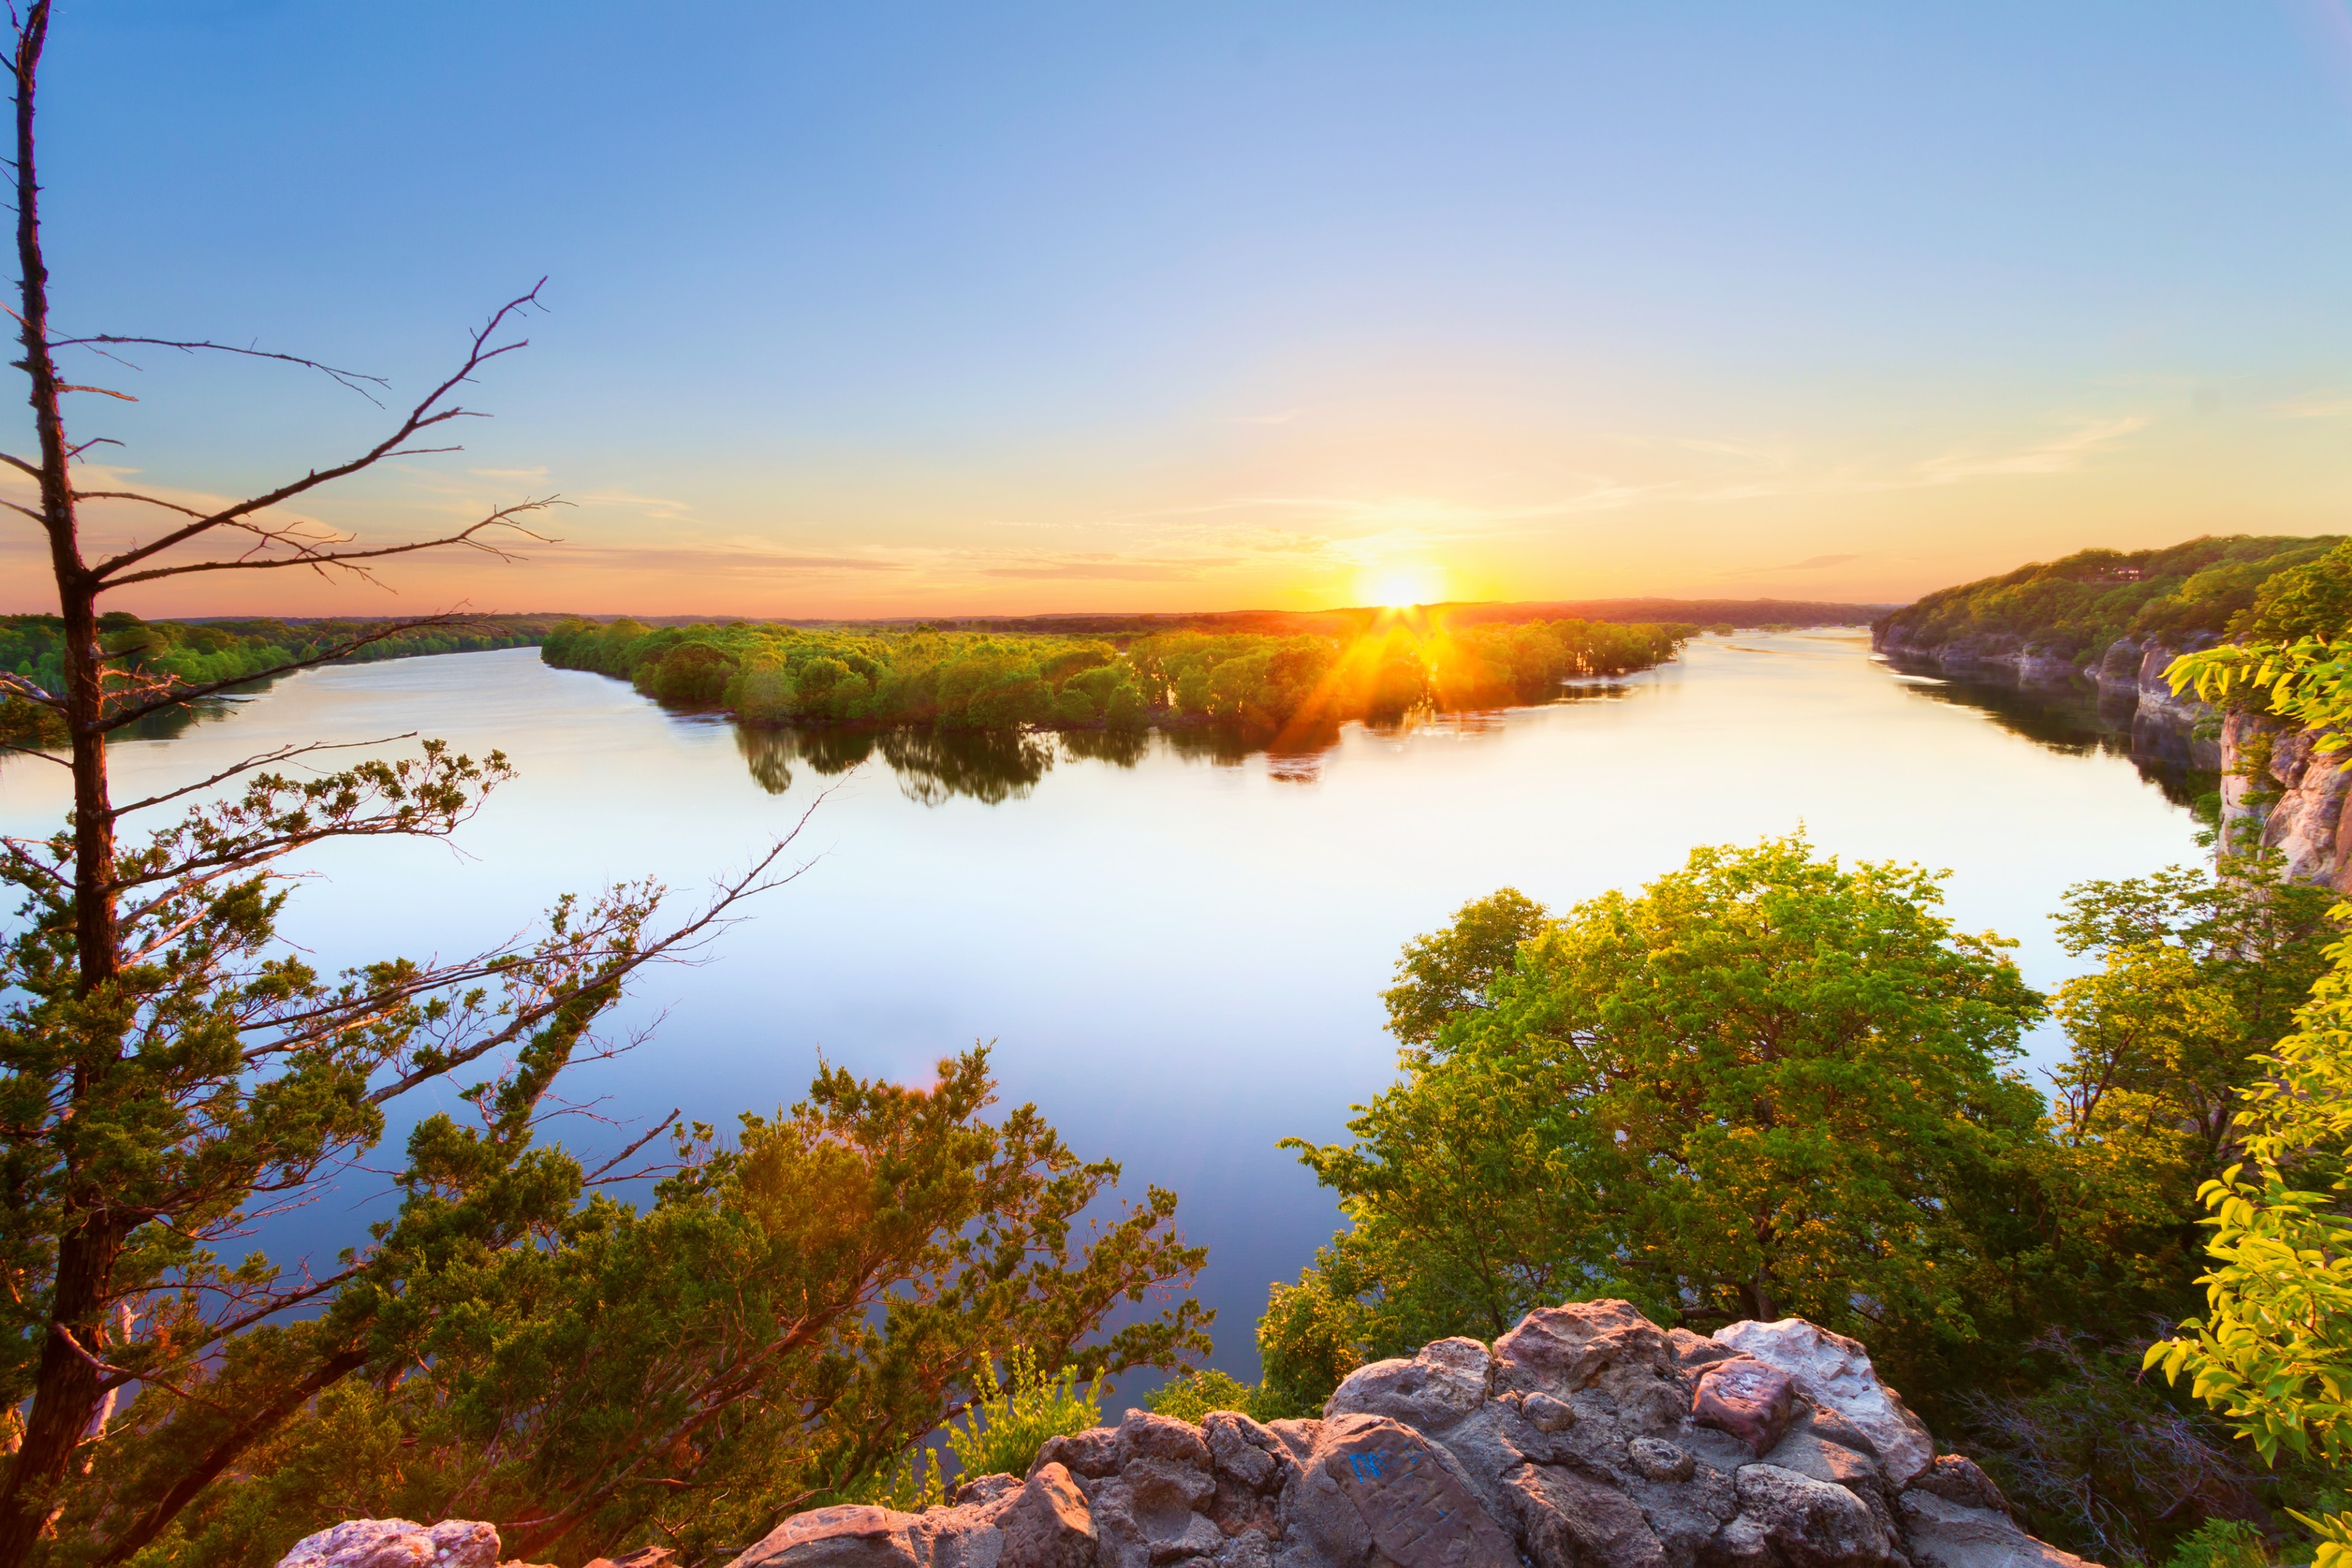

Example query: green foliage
[541,616,1691,736]
[136,1051,1208,1566]
[2232,540,2352,643]
[0,611,556,722]
[2167,1518,2274,1568]
[946,1346,1106,1483]
[840,1447,948,1513]
[1877,535,2341,660]
[2147,928,2352,1568]
[1381,888,1548,1047]
[1143,1368,1303,1425]
[1266,834,2050,1409]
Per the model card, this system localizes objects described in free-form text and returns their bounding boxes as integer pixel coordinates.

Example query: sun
[1360,565,1446,608]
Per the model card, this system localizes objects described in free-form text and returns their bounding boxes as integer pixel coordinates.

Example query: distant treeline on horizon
[540,613,1696,733]
[529,595,1891,636]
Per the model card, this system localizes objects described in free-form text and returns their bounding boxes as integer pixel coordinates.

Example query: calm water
[0,631,2203,1393]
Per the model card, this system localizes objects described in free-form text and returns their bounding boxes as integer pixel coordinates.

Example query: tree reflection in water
[732,681,1638,805]
[736,724,1064,805]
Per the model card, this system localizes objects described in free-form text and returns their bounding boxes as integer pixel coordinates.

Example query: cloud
[979,553,1239,581]
[554,544,910,575]
[469,466,550,481]
[1723,552,1863,577]
[1910,416,2147,485]
[570,488,695,522]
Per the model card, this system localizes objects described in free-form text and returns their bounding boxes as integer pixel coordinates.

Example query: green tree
[1265,835,2050,1411]
[2148,936,2352,1568]
[134,1052,1206,1566]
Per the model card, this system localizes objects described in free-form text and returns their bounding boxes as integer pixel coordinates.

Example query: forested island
[539,614,1694,733]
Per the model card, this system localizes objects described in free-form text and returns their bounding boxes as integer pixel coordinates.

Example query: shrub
[1144,1369,1304,1425]
[946,1348,1105,1482]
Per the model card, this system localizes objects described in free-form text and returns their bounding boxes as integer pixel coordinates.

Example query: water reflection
[736,725,1066,805]
[1879,663,2214,808]
[725,680,1640,804]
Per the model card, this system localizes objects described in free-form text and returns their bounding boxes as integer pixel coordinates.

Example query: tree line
[539,615,1691,734]
[1,613,560,751]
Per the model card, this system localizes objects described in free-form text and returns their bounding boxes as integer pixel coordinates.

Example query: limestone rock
[1692,1355,1796,1455]
[1313,1414,1517,1568]
[582,1551,676,1568]
[1494,1299,1676,1400]
[1898,1488,2087,1568]
[646,1302,2094,1568]
[1725,1463,1895,1568]
[1001,1464,1099,1568]
[1713,1320,1936,1488]
[277,1520,502,1568]
[1324,1337,1490,1431]
[1906,1457,2010,1520]
[1507,1462,1666,1568]
[733,1506,925,1568]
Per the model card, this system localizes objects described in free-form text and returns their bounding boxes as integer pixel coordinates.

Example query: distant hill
[1874,535,2343,662]
[570,597,1894,637]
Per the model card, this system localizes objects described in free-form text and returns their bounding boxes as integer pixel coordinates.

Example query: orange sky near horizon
[6,373,2345,623]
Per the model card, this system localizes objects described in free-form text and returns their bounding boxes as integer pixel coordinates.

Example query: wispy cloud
[981,554,1238,582]
[1910,416,2147,485]
[1721,552,1863,578]
[555,543,910,575]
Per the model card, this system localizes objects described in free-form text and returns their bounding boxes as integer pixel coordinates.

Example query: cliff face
[1871,626,2219,771]
[2218,712,2352,893]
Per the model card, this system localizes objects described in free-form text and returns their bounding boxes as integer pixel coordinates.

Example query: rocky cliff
[726,1302,2084,1568]
[1871,625,2218,771]
[271,1304,2098,1568]
[2215,710,2352,892]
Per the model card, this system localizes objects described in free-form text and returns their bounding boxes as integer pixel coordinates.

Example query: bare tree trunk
[0,8,130,1559]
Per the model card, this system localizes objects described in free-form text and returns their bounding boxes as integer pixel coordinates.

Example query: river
[0,629,2204,1398]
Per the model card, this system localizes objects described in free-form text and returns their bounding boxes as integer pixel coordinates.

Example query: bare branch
[70,489,203,518]
[86,282,546,582]
[582,1110,682,1188]
[102,498,557,590]
[50,334,389,404]
[364,825,821,1109]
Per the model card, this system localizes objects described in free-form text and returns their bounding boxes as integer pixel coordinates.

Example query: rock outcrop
[273,1518,562,1568]
[2216,710,2352,891]
[273,1518,666,1568]
[728,1302,2091,1568]
[1871,626,2220,772]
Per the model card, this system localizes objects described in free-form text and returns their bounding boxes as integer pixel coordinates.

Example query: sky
[6,2,2352,619]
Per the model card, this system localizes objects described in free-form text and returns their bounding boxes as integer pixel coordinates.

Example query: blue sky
[9,2,2352,615]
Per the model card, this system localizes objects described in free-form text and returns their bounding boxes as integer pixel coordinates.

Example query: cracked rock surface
[279,1304,2091,1568]
[725,1303,2092,1568]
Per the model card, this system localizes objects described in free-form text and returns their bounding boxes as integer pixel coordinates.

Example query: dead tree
[0,5,802,1561]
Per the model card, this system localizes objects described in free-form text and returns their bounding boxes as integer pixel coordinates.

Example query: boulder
[286,1305,2100,1568]
[277,1520,503,1568]
[1713,1319,1936,1488]
[1324,1337,1490,1431]
[733,1506,926,1568]
[1721,1464,1895,1568]
[1691,1355,1796,1456]
[1898,1488,2089,1568]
